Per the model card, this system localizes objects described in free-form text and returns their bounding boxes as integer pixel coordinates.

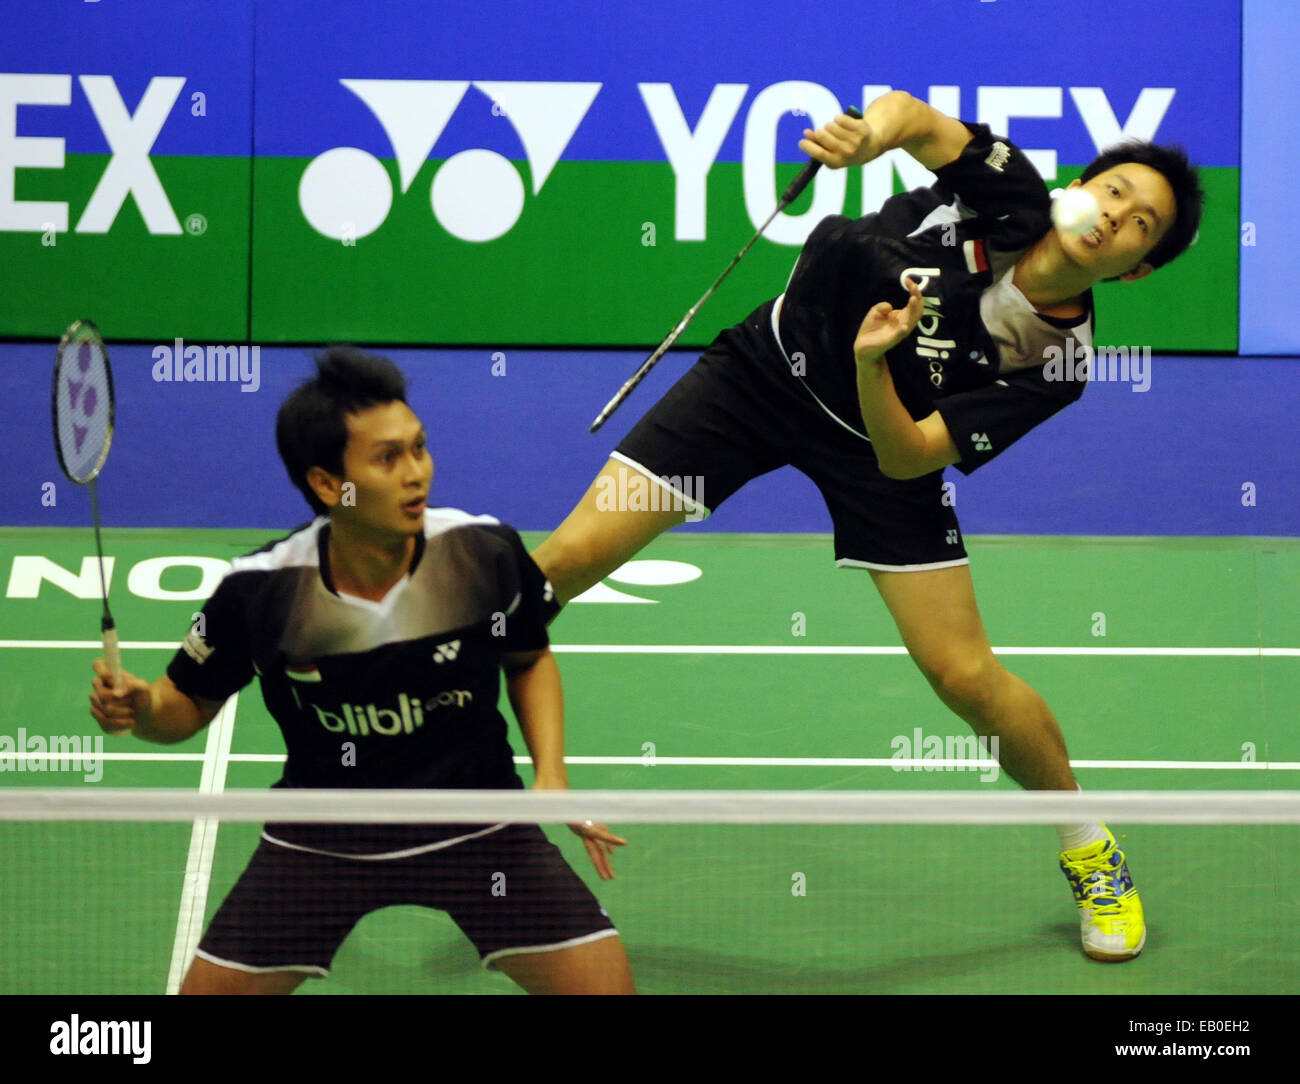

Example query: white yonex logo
[298,79,601,243]
[971,432,993,451]
[1,554,699,607]
[945,529,960,545]
[432,639,461,663]
[0,74,185,234]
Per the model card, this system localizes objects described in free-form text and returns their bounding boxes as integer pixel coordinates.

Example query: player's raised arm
[799,89,973,172]
[850,278,962,479]
[89,660,223,744]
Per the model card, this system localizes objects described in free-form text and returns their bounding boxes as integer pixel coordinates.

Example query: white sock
[1056,784,1108,852]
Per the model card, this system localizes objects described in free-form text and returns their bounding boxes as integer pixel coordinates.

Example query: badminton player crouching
[533,90,1205,963]
[89,349,635,995]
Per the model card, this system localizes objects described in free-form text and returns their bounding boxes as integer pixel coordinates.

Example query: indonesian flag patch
[963,238,989,275]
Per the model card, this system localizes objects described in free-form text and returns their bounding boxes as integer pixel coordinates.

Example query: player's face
[336,401,434,538]
[1059,164,1177,281]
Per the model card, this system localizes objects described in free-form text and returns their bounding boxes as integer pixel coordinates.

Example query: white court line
[0,640,187,649]
[2,638,1299,657]
[4,751,1296,771]
[164,692,238,996]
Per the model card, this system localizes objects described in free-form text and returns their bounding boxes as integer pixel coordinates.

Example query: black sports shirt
[772,122,1093,475]
[166,508,553,855]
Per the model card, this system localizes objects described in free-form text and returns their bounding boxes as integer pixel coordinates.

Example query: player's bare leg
[869,562,1146,960]
[868,564,1075,790]
[179,956,309,995]
[532,457,688,605]
[494,935,636,995]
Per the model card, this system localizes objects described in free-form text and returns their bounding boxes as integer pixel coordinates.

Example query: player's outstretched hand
[854,277,925,363]
[531,778,627,880]
[568,819,627,881]
[799,111,879,169]
[89,658,151,736]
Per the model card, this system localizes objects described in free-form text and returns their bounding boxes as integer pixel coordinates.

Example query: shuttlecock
[1051,187,1100,234]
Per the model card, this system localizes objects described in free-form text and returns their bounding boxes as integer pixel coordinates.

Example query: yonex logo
[298,79,601,243]
[57,346,110,464]
[432,639,461,664]
[945,529,960,545]
[3,554,699,607]
[0,74,186,234]
[971,432,993,452]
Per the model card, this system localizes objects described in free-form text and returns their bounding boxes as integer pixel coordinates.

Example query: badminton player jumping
[89,351,634,994]
[533,90,1204,962]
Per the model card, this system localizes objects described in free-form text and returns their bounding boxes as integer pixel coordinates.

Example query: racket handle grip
[780,105,864,206]
[102,617,122,687]
[778,159,822,206]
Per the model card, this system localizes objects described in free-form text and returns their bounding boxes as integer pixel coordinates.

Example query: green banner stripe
[2,156,1236,351]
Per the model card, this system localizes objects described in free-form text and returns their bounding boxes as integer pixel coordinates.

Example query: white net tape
[3,788,1299,824]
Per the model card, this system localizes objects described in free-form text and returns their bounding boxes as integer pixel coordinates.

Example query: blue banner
[252,0,1238,168]
[0,0,253,157]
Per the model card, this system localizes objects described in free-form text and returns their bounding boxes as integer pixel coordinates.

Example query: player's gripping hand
[532,777,627,881]
[89,658,152,736]
[799,111,880,169]
[854,277,925,363]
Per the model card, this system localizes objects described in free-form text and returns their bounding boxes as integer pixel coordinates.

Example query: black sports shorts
[614,300,968,571]
[195,824,617,976]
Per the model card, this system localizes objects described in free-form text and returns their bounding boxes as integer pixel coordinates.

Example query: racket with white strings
[52,319,120,685]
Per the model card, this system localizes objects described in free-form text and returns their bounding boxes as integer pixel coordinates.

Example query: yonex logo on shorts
[433,639,461,663]
[971,432,993,451]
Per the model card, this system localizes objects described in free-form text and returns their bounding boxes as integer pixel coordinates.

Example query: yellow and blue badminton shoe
[1059,827,1146,961]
